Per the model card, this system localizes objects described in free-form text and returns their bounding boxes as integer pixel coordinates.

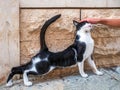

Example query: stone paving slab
[0,68,120,90]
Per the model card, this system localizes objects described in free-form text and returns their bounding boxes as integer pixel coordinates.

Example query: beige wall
[0,0,19,85]
[0,0,120,85]
[81,9,120,67]
[20,0,120,8]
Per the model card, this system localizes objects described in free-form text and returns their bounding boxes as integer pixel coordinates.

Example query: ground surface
[0,67,120,90]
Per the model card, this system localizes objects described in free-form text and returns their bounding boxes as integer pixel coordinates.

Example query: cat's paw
[6,80,13,87]
[95,71,103,76]
[81,73,88,78]
[24,81,33,86]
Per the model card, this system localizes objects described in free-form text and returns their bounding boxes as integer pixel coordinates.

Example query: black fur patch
[76,35,80,41]
[76,41,86,62]
[48,46,77,67]
[75,21,89,30]
[36,61,50,74]
[91,54,94,60]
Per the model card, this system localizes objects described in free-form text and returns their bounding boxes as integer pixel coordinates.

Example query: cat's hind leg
[87,56,103,75]
[23,70,33,86]
[78,61,88,78]
[6,73,14,87]
[6,67,23,87]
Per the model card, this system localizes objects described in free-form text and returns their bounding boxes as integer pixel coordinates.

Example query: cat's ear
[73,20,79,26]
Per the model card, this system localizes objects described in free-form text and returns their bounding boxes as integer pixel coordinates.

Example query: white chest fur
[78,32,94,60]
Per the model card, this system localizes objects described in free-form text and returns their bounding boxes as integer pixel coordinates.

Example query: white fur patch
[6,80,13,87]
[78,62,88,78]
[49,66,55,72]
[23,71,33,86]
[30,57,42,73]
[32,57,41,65]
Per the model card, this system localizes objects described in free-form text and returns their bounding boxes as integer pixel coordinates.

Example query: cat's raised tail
[40,14,61,51]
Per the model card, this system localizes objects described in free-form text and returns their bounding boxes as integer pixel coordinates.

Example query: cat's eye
[85,31,88,33]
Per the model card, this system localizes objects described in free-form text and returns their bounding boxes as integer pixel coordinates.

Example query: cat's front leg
[87,56,103,76]
[23,70,33,86]
[78,62,88,78]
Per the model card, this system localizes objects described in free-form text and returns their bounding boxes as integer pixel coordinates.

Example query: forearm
[99,19,120,27]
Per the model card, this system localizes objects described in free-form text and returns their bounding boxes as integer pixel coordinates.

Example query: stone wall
[20,9,80,64]
[81,9,120,67]
[20,9,120,80]
[0,0,19,85]
[0,0,120,86]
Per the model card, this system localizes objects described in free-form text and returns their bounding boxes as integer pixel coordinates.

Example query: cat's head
[73,20,92,32]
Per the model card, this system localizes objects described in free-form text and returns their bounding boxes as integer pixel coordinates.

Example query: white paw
[95,71,103,76]
[6,80,13,87]
[81,73,88,78]
[24,81,33,86]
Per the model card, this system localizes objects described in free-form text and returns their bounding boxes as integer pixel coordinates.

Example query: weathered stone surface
[20,41,40,64]
[20,9,80,64]
[20,0,120,8]
[81,9,120,67]
[0,0,19,85]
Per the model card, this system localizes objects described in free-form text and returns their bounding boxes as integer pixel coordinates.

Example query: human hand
[80,18,101,24]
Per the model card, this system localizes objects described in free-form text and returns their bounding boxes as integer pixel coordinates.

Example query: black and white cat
[6,14,103,87]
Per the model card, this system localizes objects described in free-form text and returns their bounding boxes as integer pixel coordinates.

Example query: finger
[79,19,87,23]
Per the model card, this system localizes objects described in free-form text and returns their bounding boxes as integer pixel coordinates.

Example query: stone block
[0,0,19,85]
[81,9,120,67]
